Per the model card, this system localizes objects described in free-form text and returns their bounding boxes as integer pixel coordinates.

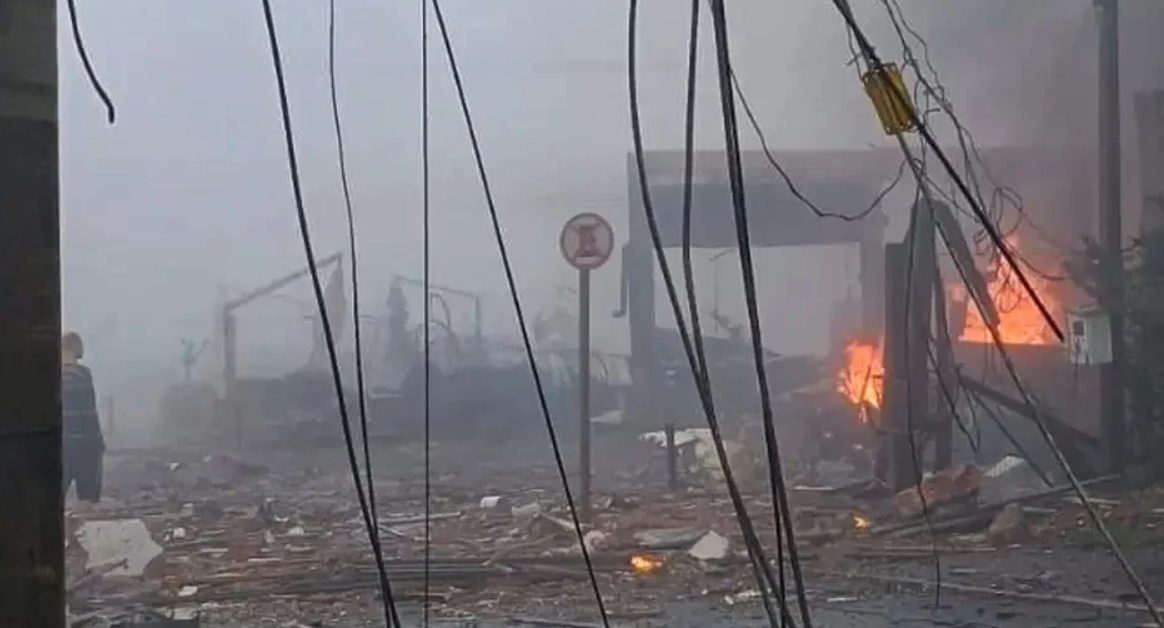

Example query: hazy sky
[57,0,1163,394]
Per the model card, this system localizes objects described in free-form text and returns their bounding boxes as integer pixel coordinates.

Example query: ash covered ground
[67,425,1164,628]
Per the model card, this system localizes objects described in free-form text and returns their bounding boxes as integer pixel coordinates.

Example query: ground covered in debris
[68,427,1164,628]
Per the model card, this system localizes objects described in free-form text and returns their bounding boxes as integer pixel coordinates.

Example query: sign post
[559,212,615,523]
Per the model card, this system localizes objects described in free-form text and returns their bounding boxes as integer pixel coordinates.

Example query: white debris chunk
[479,495,509,509]
[582,530,608,552]
[984,455,1026,478]
[177,585,199,598]
[688,530,731,562]
[510,502,542,519]
[74,519,163,577]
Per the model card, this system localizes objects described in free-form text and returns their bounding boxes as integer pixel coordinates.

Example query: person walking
[62,332,105,504]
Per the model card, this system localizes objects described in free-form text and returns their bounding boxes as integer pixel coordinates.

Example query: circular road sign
[560,212,615,270]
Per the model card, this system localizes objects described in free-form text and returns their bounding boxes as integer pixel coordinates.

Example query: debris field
[67,431,1164,628]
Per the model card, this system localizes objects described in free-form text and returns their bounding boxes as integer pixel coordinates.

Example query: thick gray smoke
[58,0,1164,443]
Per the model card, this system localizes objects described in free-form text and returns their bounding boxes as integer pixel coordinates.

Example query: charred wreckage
[161,147,1107,493]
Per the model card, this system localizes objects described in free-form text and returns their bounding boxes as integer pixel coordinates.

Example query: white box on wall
[1066,306,1113,365]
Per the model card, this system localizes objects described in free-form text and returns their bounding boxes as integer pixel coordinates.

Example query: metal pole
[1097,0,1127,474]
[578,268,592,523]
[0,0,64,624]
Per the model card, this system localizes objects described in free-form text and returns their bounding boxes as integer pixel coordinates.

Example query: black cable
[420,0,433,622]
[677,0,788,616]
[961,381,985,459]
[704,1,813,625]
[961,383,1053,486]
[870,5,1067,311]
[678,1,790,614]
[627,1,789,625]
[680,0,706,385]
[66,0,116,124]
[327,0,380,543]
[425,3,610,625]
[730,70,908,223]
[925,348,980,457]
[879,0,1075,266]
[921,329,982,458]
[842,14,1075,604]
[931,179,1164,624]
[829,0,1064,343]
[918,175,1073,285]
[927,262,981,457]
[260,3,399,627]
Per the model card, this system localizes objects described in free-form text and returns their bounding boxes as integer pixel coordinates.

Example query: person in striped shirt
[62,331,105,503]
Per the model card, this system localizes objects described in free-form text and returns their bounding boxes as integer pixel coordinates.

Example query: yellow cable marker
[862,63,917,136]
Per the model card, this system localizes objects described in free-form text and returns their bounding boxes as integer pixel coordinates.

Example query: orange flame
[955,237,1062,346]
[837,340,884,421]
[630,554,663,575]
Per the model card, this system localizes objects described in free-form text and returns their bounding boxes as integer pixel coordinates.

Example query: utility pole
[0,0,64,626]
[1096,0,1127,474]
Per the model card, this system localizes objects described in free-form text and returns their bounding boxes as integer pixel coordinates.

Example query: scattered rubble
[987,503,1034,546]
[68,439,1164,626]
[892,463,981,518]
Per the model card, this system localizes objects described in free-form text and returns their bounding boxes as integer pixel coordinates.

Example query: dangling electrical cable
[703,1,813,625]
[827,0,1062,343]
[65,0,116,124]
[833,4,1163,622]
[628,0,792,625]
[420,0,434,622]
[261,3,399,626]
[327,0,380,538]
[942,206,1164,626]
[425,2,610,624]
[676,0,787,614]
[679,0,706,386]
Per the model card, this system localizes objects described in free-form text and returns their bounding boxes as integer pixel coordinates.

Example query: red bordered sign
[559,212,614,271]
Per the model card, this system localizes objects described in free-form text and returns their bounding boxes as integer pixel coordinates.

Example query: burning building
[619,146,1102,481]
[830,224,1101,481]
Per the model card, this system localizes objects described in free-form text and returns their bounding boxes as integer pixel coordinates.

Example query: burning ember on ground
[955,236,1063,346]
[852,513,872,531]
[837,340,884,422]
[630,554,663,575]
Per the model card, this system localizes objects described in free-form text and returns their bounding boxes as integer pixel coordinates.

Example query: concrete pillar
[0,1,64,625]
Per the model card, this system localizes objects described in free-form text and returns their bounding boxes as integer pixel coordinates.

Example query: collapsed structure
[618,148,1104,490]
